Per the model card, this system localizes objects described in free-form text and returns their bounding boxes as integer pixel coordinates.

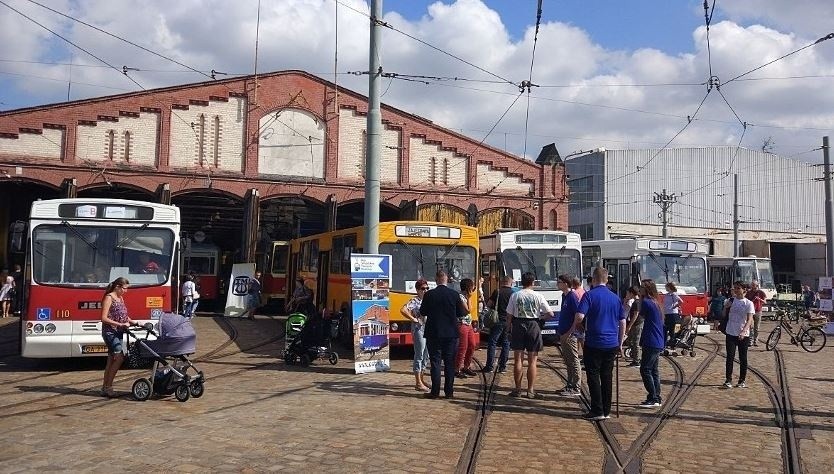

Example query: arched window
[123,131,131,162]
[213,115,221,167]
[430,157,437,184]
[443,157,449,185]
[107,130,115,160]
[549,209,557,230]
[198,114,206,167]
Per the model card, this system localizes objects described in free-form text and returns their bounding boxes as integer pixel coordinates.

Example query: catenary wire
[25,0,213,80]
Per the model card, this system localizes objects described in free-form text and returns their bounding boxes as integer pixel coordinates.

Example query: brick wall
[408,137,468,189]
[75,111,159,166]
[0,129,63,160]
[337,108,400,184]
[475,163,532,195]
[169,97,245,171]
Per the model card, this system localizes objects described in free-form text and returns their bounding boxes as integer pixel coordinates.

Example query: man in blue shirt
[557,274,582,397]
[575,267,626,421]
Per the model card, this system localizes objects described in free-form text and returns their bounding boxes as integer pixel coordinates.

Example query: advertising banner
[818,277,834,334]
[351,253,391,374]
[225,263,255,317]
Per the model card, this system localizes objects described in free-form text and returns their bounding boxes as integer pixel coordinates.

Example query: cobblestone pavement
[0,316,831,473]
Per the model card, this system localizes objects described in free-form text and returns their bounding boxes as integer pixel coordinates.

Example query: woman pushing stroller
[100,277,135,398]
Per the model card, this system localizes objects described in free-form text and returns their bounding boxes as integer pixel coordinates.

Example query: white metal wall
[567,147,824,238]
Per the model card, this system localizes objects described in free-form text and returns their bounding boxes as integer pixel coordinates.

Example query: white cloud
[1,0,833,161]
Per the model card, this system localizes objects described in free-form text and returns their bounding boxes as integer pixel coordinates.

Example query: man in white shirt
[506,271,553,399]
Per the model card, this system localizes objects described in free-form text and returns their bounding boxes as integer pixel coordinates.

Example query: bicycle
[765,310,827,353]
[766,299,802,323]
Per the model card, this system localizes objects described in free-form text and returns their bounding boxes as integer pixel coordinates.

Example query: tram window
[270,245,287,274]
[330,237,344,273]
[341,234,357,273]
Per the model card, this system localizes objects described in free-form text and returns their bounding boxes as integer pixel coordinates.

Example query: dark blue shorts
[102,331,125,356]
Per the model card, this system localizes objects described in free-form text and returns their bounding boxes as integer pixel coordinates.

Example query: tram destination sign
[58,203,154,220]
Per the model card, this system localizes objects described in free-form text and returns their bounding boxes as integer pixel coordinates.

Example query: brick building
[0,70,567,268]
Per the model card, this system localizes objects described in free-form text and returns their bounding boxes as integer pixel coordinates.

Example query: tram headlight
[390,322,399,332]
[26,329,33,335]
[33,324,44,334]
[45,323,56,334]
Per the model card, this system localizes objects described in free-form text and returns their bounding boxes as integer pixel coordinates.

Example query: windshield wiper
[396,239,425,278]
[516,247,538,276]
[61,220,98,251]
[114,223,150,250]
[646,252,670,281]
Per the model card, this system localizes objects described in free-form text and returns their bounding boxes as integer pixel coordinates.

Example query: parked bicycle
[765,310,827,353]
[766,299,803,323]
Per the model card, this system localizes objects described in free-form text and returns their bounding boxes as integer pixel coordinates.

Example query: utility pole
[733,173,739,257]
[364,0,382,254]
[823,136,833,275]
[653,189,677,238]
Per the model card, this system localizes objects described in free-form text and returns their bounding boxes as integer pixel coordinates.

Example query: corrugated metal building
[566,146,826,287]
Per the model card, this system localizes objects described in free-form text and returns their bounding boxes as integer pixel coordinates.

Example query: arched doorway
[260,196,326,241]
[0,179,60,269]
[335,201,400,230]
[477,208,535,236]
[77,183,155,202]
[417,203,468,225]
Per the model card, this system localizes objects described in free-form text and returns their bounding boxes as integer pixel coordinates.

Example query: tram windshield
[637,254,707,294]
[32,224,175,287]
[500,248,581,289]
[380,242,477,293]
[735,260,776,290]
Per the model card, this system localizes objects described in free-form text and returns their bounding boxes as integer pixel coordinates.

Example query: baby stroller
[283,311,339,367]
[127,313,205,402]
[664,315,700,357]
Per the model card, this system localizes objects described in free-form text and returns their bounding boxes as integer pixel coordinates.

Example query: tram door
[604,260,632,297]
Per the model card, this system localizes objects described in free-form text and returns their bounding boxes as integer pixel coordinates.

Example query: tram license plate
[541,329,556,335]
[81,345,108,354]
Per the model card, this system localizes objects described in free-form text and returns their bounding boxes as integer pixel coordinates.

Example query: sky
[1,0,833,163]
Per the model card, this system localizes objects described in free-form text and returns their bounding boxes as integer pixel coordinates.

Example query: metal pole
[733,173,739,257]
[661,188,668,238]
[364,0,382,254]
[824,137,834,275]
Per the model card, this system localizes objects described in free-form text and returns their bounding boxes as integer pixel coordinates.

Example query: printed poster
[818,277,834,335]
[225,263,255,317]
[351,253,391,374]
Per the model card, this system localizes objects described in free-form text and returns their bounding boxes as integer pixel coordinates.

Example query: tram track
[455,357,498,474]
[541,334,720,474]
[705,333,802,474]
[0,316,285,418]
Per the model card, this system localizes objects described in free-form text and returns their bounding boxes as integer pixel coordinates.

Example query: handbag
[482,289,504,329]
[193,290,200,300]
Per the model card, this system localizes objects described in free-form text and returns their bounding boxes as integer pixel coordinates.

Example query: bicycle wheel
[765,326,782,351]
[800,327,827,353]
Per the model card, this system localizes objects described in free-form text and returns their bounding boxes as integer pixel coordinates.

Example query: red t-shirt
[745,289,766,313]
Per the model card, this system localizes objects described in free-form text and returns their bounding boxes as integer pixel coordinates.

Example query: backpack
[718,297,734,334]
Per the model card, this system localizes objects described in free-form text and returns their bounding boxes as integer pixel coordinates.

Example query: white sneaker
[721,381,733,389]
[736,382,748,389]
[638,400,660,408]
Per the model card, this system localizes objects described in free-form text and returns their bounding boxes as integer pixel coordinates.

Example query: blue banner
[351,254,391,374]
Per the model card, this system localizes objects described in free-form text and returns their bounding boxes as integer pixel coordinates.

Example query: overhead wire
[723,32,834,86]
[0,0,145,91]
[24,0,213,80]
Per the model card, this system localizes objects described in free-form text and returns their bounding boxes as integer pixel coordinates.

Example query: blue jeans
[640,346,663,403]
[427,336,458,397]
[183,300,199,318]
[412,325,429,373]
[484,322,509,371]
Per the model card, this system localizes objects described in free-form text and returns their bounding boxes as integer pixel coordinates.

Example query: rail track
[541,334,721,473]
[455,358,498,474]
[705,333,802,474]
